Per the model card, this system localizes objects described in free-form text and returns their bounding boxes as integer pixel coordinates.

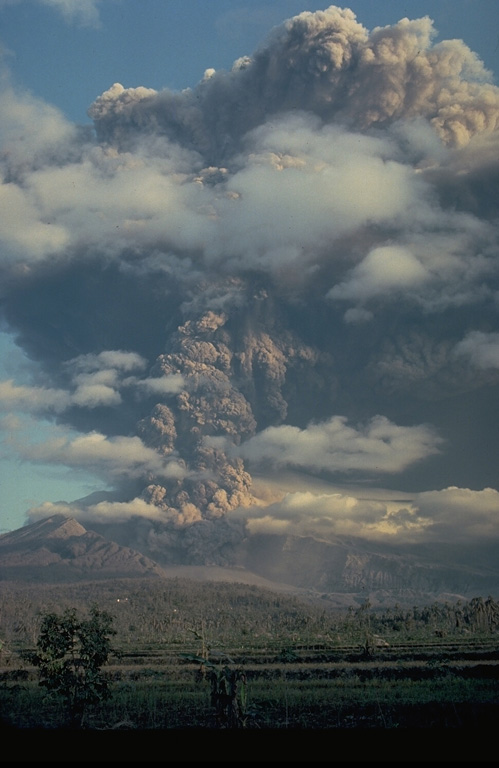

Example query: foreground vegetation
[0,579,498,731]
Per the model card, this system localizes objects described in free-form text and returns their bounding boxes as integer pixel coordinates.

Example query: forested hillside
[1,578,498,652]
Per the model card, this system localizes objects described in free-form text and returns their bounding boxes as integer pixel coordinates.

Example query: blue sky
[1,0,499,549]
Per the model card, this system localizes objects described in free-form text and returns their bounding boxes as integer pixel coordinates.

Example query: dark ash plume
[1,6,499,563]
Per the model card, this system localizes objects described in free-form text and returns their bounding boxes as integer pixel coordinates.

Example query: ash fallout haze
[1,1,499,579]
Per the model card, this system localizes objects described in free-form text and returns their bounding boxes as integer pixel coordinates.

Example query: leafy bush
[25,605,116,727]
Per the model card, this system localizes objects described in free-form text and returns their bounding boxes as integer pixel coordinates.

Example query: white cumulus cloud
[236,414,442,475]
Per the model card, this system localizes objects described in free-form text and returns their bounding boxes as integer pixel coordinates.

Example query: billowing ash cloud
[2,5,499,562]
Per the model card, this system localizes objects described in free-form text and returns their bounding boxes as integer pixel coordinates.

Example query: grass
[2,643,498,731]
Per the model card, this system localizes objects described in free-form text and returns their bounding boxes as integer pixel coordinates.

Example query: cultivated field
[0,579,498,758]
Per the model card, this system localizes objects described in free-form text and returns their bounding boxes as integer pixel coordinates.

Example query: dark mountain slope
[0,514,165,582]
[1,515,498,607]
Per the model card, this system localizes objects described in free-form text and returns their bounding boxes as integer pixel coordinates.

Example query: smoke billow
[1,5,499,562]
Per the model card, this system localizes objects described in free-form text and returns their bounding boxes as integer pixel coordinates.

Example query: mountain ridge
[1,514,498,608]
[0,514,165,582]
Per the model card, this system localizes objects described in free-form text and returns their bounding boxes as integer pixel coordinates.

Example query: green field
[2,639,498,732]
[1,579,498,740]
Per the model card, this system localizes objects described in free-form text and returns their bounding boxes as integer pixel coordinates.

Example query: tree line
[1,579,498,654]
